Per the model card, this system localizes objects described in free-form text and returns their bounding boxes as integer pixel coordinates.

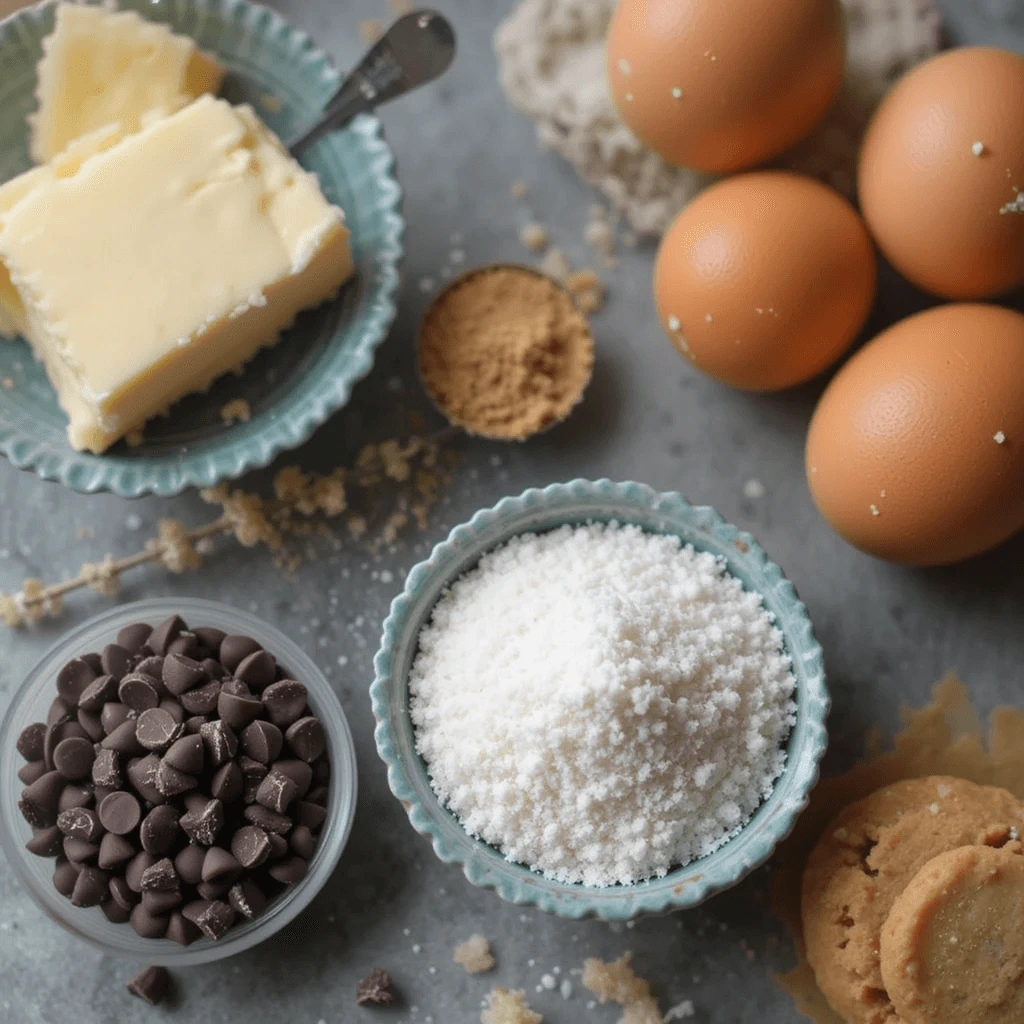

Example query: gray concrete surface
[2,1,1023,1021]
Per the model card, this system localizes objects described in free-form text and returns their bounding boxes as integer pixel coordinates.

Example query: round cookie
[801,776,1024,1024]
[880,844,1024,1024]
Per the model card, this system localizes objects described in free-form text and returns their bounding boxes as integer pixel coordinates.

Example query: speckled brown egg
[654,171,877,391]
[806,304,1024,566]
[606,0,846,173]
[858,47,1024,299]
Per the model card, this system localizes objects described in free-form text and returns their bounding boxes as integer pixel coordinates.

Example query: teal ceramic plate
[0,0,403,496]
[372,480,830,919]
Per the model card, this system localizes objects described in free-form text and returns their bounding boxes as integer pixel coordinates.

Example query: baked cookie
[880,844,1024,1024]
[801,776,1024,1024]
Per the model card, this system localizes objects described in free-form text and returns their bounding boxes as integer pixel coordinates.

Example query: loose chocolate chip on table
[357,969,398,1007]
[71,866,109,907]
[174,845,207,886]
[234,650,276,690]
[136,707,181,751]
[125,851,158,893]
[53,858,80,897]
[255,770,299,814]
[163,654,205,696]
[16,722,46,762]
[285,717,325,763]
[194,626,226,656]
[52,736,95,780]
[290,825,318,860]
[63,836,100,863]
[116,623,153,654]
[200,720,237,766]
[261,680,308,728]
[155,759,198,798]
[56,658,96,707]
[58,806,103,842]
[179,798,224,846]
[102,899,131,924]
[231,825,271,869]
[100,702,133,736]
[58,784,93,813]
[179,679,221,716]
[210,761,243,803]
[77,674,118,712]
[201,847,241,883]
[268,855,308,885]
[219,635,262,673]
[118,673,161,713]
[101,720,145,757]
[21,771,69,825]
[228,879,266,919]
[126,754,164,805]
[18,761,47,786]
[98,833,136,870]
[240,720,282,765]
[26,825,63,857]
[130,904,169,939]
[148,615,186,656]
[140,804,182,855]
[126,964,171,1006]
[77,708,105,742]
[98,791,142,835]
[166,911,201,947]
[101,644,134,680]
[166,632,200,659]
[294,801,327,831]
[183,899,235,940]
[163,733,204,775]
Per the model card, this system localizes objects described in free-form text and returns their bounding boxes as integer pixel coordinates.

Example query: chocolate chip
[194,627,226,656]
[163,654,205,696]
[19,771,65,826]
[100,702,132,736]
[52,736,95,780]
[315,755,332,786]
[71,866,108,907]
[166,632,200,659]
[56,658,96,707]
[44,719,87,769]
[294,801,327,832]
[58,806,103,842]
[127,965,171,1005]
[241,720,282,764]
[53,858,80,897]
[47,696,70,726]
[210,761,243,803]
[80,651,103,673]
[135,655,165,679]
[18,760,47,786]
[101,644,134,680]
[262,680,307,728]
[92,785,116,806]
[220,678,251,698]
[274,759,313,798]
[179,798,223,846]
[234,650,276,690]
[159,699,185,723]
[98,791,141,835]
[255,769,298,814]
[220,635,262,673]
[142,890,183,915]
[101,720,145,757]
[155,759,198,798]
[58,784,92,812]
[201,846,241,883]
[285,717,325,763]
[26,825,63,857]
[240,755,268,802]
[228,879,266,919]
[125,851,157,893]
[63,836,100,862]
[118,673,161,713]
[199,719,238,766]
[268,855,307,885]
[89,749,120,789]
[183,715,208,734]
[102,898,131,924]
[77,708,105,742]
[109,874,137,910]
[166,912,201,946]
[16,722,46,761]
[130,904,169,939]
[231,826,271,869]
[139,804,181,855]
[126,754,163,804]
[357,969,397,1007]
[243,803,292,835]
[200,658,225,680]
[179,679,221,715]
[163,733,204,777]
[147,615,186,656]
[140,857,179,892]
[116,624,152,655]
[135,708,181,752]
[183,791,209,815]
[290,825,318,860]
[174,845,207,886]
[266,832,289,861]
[183,898,235,940]
[98,832,136,869]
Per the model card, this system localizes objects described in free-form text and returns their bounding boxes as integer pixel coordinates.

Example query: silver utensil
[288,10,456,158]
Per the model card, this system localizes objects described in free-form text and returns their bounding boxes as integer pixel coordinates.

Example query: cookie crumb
[511,179,528,199]
[539,246,571,282]
[519,223,550,253]
[357,968,397,1006]
[870,504,880,516]
[126,965,171,1005]
[665,1000,696,1020]
[481,988,542,1024]
[387,0,413,14]
[220,398,252,425]
[454,934,495,974]
[124,427,145,447]
[565,269,605,314]
[0,377,13,389]
[583,953,661,1022]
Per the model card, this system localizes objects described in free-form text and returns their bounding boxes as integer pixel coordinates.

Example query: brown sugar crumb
[146,518,203,572]
[0,377,13,389]
[359,18,384,44]
[538,246,570,282]
[220,398,251,424]
[418,266,594,440]
[124,427,145,447]
[583,954,661,1024]
[454,934,495,974]
[565,269,605,315]
[481,988,542,1024]
[519,223,549,253]
[511,179,528,200]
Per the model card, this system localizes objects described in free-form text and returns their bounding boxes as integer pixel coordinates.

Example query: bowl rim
[371,479,830,919]
[0,0,404,497]
[0,597,358,964]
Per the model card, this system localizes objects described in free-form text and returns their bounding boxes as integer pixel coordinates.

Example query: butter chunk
[31,3,224,162]
[0,95,353,453]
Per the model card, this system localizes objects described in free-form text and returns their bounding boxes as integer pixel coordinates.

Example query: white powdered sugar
[409,523,797,887]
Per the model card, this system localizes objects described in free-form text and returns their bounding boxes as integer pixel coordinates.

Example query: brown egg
[806,304,1024,566]
[654,171,877,391]
[858,47,1024,300]
[606,0,845,173]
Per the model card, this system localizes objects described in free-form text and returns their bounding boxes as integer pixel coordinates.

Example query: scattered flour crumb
[0,377,12,389]
[519,223,550,253]
[454,934,496,974]
[220,398,252,425]
[540,974,557,990]
[994,431,1007,444]
[125,514,143,531]
[972,141,986,156]
[664,1000,696,1020]
[560,980,573,1000]
[539,246,571,282]
[481,988,542,1024]
[743,479,765,500]
[1000,190,1024,215]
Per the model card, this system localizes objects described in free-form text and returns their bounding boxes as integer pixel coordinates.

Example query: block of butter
[0,95,353,453]
[30,3,223,162]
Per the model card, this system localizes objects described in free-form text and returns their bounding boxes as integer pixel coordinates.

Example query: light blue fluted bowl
[0,0,403,496]
[372,480,830,919]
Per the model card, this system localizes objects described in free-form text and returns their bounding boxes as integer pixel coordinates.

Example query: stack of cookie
[801,777,1024,1023]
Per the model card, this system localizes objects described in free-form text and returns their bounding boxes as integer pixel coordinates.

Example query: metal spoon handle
[288,10,456,158]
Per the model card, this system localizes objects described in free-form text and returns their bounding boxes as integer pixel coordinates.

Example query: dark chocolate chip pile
[16,615,330,945]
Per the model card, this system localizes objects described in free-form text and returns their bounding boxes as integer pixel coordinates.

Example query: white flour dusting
[409,523,797,887]
[495,0,942,235]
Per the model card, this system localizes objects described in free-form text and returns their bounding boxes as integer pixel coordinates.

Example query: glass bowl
[372,479,829,919]
[0,597,358,965]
